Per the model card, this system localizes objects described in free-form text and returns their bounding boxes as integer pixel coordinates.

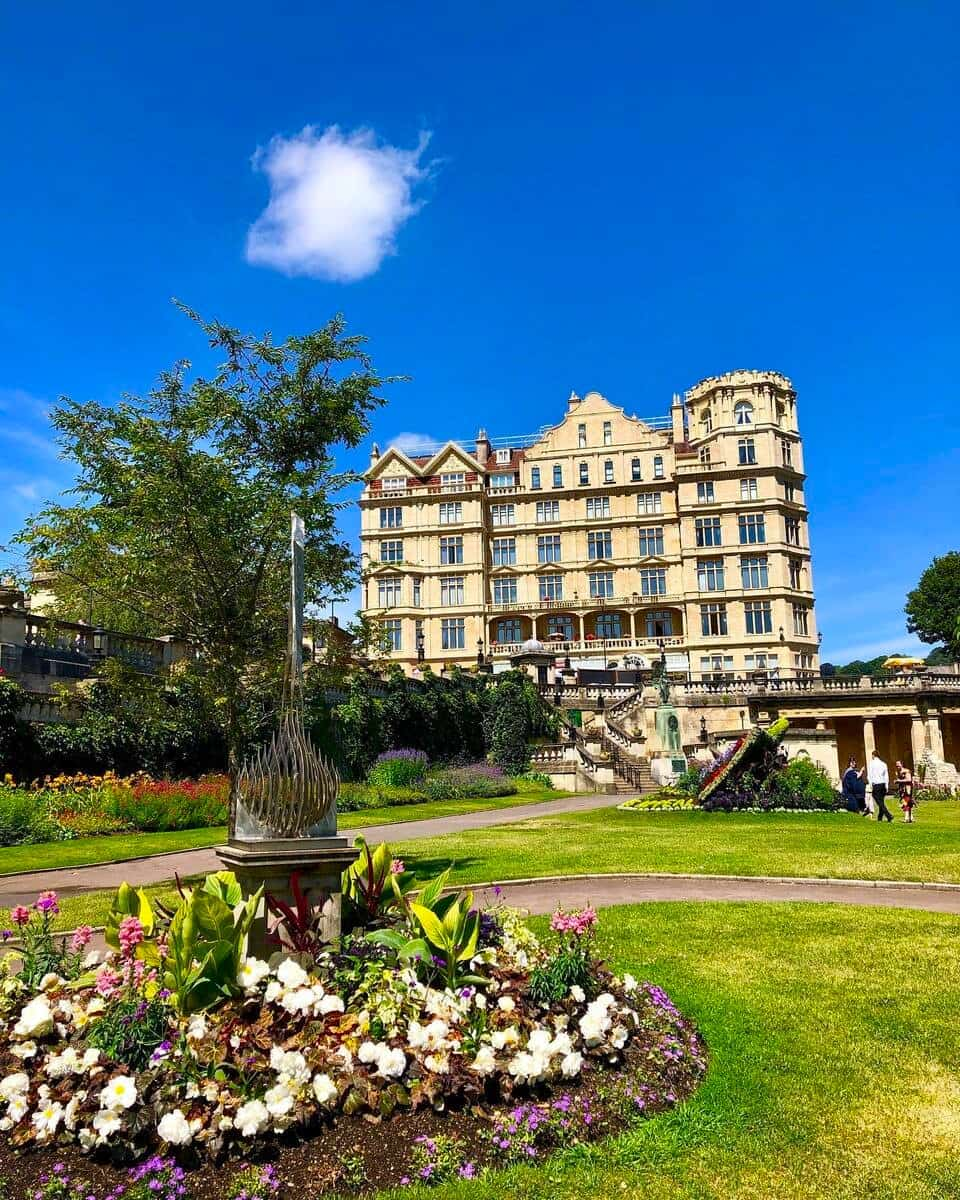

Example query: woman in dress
[841,757,866,813]
[895,761,915,822]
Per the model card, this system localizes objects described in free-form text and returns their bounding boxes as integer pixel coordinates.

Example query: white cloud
[245,125,432,281]
[388,432,440,455]
[0,425,60,458]
[0,388,49,419]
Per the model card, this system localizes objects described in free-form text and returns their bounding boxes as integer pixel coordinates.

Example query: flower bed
[0,848,705,1197]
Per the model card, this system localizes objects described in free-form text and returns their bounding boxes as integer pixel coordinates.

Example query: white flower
[474,992,487,1010]
[237,957,271,990]
[14,996,54,1039]
[275,958,309,989]
[46,1047,82,1078]
[11,1041,37,1060]
[263,980,283,1005]
[406,1021,428,1050]
[78,1126,97,1150]
[507,1051,549,1083]
[312,1074,338,1105]
[269,1048,310,1085]
[82,1048,100,1070]
[550,1031,574,1057]
[490,1026,519,1050]
[497,995,516,1012]
[623,973,638,993]
[38,973,61,991]
[0,1073,29,1101]
[526,1028,553,1055]
[32,1100,64,1138]
[64,1095,82,1130]
[560,1051,583,1077]
[93,1107,123,1140]
[376,1047,407,1078]
[5,1094,28,1126]
[470,1046,497,1075]
[281,987,315,1015]
[334,1045,354,1071]
[610,1025,629,1049]
[186,1015,208,1042]
[357,1041,379,1065]
[235,1099,269,1138]
[100,1075,137,1110]
[158,1109,194,1145]
[570,985,585,1003]
[423,1052,449,1075]
[316,993,345,1016]
[264,1081,296,1118]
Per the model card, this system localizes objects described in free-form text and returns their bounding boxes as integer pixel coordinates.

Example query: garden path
[0,791,623,908]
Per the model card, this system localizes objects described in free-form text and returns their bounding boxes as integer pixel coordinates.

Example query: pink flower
[95,965,121,998]
[117,915,144,958]
[35,891,60,916]
[390,859,405,875]
[69,925,93,953]
[10,906,30,927]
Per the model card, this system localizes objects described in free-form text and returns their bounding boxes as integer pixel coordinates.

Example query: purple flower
[35,890,60,915]
[459,1162,476,1179]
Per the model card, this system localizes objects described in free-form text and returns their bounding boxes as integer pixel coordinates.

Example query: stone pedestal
[217,836,358,959]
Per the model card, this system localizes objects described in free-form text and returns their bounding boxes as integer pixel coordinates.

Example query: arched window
[734,401,753,425]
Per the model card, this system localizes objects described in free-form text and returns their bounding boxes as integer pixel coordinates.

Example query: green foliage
[409,889,481,988]
[86,994,172,1070]
[0,677,31,778]
[527,945,593,1004]
[674,766,702,797]
[163,880,261,1013]
[906,551,960,656]
[620,792,697,812]
[367,750,428,787]
[0,783,58,845]
[342,836,416,927]
[765,758,837,810]
[105,881,159,960]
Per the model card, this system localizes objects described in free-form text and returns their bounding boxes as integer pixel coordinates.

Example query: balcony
[486,593,679,613]
[489,635,684,658]
[362,482,482,502]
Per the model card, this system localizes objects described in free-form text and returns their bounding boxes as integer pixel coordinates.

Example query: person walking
[841,758,866,813]
[895,761,915,823]
[868,750,893,822]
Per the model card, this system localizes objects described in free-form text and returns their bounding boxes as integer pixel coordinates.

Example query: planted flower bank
[0,844,704,1197]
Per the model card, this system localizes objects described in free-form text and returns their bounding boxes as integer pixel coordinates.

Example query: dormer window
[495,447,511,464]
[440,472,464,490]
[382,476,405,491]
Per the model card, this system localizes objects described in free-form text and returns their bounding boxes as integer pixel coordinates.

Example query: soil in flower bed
[0,1033,703,1198]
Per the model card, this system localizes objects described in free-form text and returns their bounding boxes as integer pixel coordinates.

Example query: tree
[905,552,960,657]
[15,305,395,791]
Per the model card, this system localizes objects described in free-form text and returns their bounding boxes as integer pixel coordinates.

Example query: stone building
[358,370,819,678]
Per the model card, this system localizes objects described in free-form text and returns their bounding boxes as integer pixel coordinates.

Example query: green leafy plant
[409,890,481,988]
[342,837,416,927]
[86,993,172,1070]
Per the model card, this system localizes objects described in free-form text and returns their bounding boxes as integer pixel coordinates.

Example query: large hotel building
[359,370,819,679]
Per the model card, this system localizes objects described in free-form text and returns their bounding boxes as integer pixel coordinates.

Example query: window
[745,600,773,634]
[379,506,402,529]
[383,618,402,652]
[645,609,674,638]
[699,446,711,465]
[441,618,465,650]
[789,558,803,589]
[490,472,514,488]
[588,571,614,598]
[578,462,589,486]
[653,455,664,479]
[637,492,663,515]
[602,420,612,446]
[496,619,522,644]
[700,408,713,435]
[439,535,463,565]
[781,439,793,467]
[412,577,422,606]
[795,652,815,674]
[700,654,734,679]
[700,603,728,636]
[537,534,562,563]
[439,502,462,524]
[695,516,722,547]
[440,472,464,490]
[539,574,563,601]
[631,457,642,481]
[553,464,563,487]
[738,438,756,465]
[588,530,612,559]
[734,401,753,425]
[547,614,573,640]
[377,578,402,607]
[603,459,614,483]
[793,605,810,636]
[741,555,769,589]
[785,517,801,546]
[639,567,667,595]
[697,558,725,592]
[738,514,766,544]
[490,503,515,526]
[745,652,779,675]
[587,496,610,518]
[783,481,797,502]
[379,539,403,563]
[495,448,511,464]
[415,617,424,651]
[536,499,560,522]
[595,613,622,638]
[530,467,541,490]
[577,423,587,448]
[492,577,517,605]
[492,537,516,566]
[740,478,758,500]
[638,526,664,556]
[697,481,715,503]
[440,576,464,605]
[382,476,405,492]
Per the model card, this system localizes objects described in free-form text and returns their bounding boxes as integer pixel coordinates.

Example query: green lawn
[395,801,960,887]
[385,901,960,1200]
[339,785,574,830]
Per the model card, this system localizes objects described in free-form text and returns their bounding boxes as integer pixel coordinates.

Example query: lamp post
[416,629,425,663]
[699,715,708,744]
[476,637,484,667]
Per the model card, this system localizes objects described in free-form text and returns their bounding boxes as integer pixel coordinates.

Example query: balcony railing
[490,635,684,657]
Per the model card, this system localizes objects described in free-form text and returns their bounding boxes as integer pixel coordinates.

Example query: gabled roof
[365,441,483,480]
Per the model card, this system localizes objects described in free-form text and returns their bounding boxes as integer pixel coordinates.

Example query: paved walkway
[0,791,623,908]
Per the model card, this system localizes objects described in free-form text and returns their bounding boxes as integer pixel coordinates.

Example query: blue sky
[1,1,957,663]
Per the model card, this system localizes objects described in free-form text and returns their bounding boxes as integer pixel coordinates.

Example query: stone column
[927,713,945,760]
[862,717,876,764]
[910,714,928,767]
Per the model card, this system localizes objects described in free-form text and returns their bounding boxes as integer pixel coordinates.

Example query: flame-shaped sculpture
[234,708,339,839]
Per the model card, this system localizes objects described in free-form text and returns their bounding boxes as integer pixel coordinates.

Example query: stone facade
[359,371,819,677]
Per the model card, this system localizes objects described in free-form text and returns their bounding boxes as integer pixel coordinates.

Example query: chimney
[671,392,685,444]
[475,427,491,467]
[369,442,381,467]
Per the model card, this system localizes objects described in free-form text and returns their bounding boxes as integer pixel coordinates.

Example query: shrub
[914,785,956,803]
[0,784,58,845]
[421,763,516,801]
[101,775,229,831]
[763,757,837,810]
[367,748,429,788]
[337,781,430,812]
[516,769,554,790]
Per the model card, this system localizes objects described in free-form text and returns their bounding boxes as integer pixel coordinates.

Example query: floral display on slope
[697,717,789,802]
[0,847,705,1197]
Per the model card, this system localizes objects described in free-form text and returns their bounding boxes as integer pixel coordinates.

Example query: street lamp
[699,715,708,744]
[476,637,484,667]
[416,629,425,662]
[779,626,786,643]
